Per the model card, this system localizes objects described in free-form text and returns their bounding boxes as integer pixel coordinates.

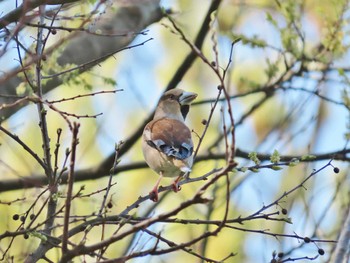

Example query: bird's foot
[172,180,182,193]
[149,189,159,202]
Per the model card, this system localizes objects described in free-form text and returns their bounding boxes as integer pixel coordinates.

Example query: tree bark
[0,0,163,120]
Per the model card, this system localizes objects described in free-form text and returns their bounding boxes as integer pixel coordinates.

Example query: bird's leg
[149,172,163,202]
[172,175,182,192]
[183,170,191,180]
[172,170,190,192]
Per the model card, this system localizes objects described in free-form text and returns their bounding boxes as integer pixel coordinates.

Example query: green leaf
[265,58,279,79]
[266,12,278,28]
[103,77,117,87]
[271,166,283,171]
[270,149,280,164]
[240,167,248,172]
[301,155,316,161]
[338,68,345,76]
[289,158,300,167]
[248,152,261,165]
[341,88,350,108]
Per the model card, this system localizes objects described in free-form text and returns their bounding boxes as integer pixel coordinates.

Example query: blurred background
[0,0,349,262]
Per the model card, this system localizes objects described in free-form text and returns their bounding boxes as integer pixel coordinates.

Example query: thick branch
[0,148,348,193]
[0,0,79,28]
[0,0,163,120]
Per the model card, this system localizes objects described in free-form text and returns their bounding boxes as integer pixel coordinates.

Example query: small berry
[24,233,29,239]
[277,252,284,258]
[107,202,113,209]
[201,119,208,125]
[20,216,26,223]
[318,248,325,255]
[281,208,288,215]
[30,214,35,220]
[333,167,340,173]
[51,29,57,35]
[304,237,311,243]
[13,214,19,221]
[211,61,216,67]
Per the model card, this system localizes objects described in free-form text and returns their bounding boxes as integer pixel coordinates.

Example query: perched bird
[142,88,197,202]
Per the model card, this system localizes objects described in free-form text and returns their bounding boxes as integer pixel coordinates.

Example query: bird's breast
[142,139,193,177]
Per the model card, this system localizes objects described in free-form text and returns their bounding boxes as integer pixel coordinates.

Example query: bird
[142,88,197,202]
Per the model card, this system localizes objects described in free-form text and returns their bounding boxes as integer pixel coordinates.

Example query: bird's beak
[179,91,197,105]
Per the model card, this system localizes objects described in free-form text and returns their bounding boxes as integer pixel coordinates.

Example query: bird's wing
[144,118,193,160]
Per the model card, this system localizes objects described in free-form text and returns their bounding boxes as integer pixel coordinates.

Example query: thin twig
[62,122,80,253]
[98,140,123,216]
[41,38,153,79]
[0,125,47,170]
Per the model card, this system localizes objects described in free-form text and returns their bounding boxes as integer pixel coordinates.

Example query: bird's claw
[172,182,181,192]
[149,189,159,202]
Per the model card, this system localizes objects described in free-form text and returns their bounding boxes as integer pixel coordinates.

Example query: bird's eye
[169,94,176,100]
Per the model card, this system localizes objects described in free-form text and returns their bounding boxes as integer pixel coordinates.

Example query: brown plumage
[142,88,197,202]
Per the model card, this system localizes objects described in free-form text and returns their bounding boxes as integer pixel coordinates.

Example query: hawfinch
[142,88,197,202]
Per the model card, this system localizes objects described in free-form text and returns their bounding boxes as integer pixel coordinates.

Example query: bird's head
[154,88,197,120]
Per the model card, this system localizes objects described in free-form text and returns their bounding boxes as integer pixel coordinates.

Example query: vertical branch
[25,6,58,263]
[165,0,222,90]
[166,11,238,163]
[96,141,123,260]
[98,140,124,216]
[62,122,80,254]
[220,41,238,164]
[220,86,236,164]
[34,6,59,242]
[193,89,222,161]
[36,5,54,182]
[53,128,62,180]
[221,107,229,160]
